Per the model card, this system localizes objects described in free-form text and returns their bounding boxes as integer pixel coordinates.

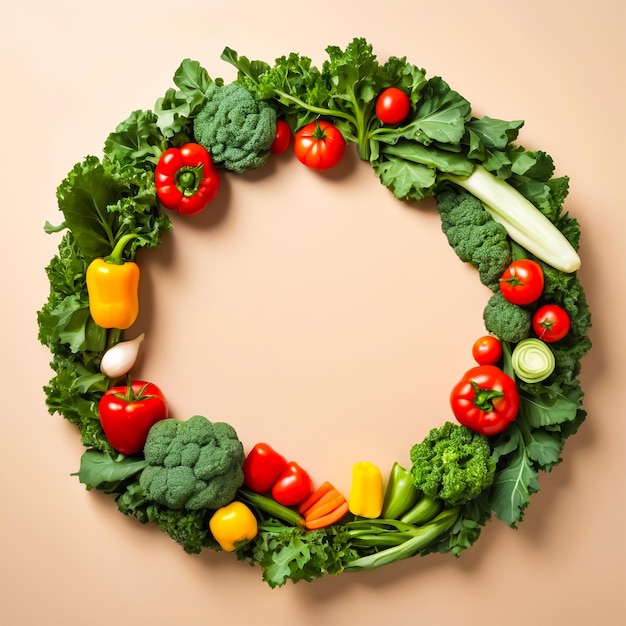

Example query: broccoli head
[193,81,276,173]
[410,421,496,507]
[483,291,531,343]
[139,415,245,511]
[436,188,511,289]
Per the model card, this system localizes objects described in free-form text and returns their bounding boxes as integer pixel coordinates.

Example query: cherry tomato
[532,304,570,342]
[375,87,411,125]
[499,260,544,305]
[293,120,345,170]
[271,119,292,155]
[472,335,503,365]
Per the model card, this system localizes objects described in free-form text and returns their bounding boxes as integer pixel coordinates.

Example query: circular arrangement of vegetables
[38,39,591,588]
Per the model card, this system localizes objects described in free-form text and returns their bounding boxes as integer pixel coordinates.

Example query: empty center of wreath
[135,160,490,491]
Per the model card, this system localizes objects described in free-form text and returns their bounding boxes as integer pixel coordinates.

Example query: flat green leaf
[524,429,562,469]
[75,450,147,490]
[465,116,524,150]
[520,391,579,428]
[406,76,471,145]
[490,443,540,527]
[373,158,436,200]
[55,157,120,259]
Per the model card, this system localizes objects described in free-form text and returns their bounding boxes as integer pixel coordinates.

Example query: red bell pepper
[450,365,519,436]
[242,443,288,493]
[155,143,219,215]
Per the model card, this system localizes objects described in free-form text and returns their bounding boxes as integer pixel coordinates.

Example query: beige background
[2,1,625,624]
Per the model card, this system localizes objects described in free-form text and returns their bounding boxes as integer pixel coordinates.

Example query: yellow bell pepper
[86,234,140,330]
[209,501,258,552]
[348,461,384,519]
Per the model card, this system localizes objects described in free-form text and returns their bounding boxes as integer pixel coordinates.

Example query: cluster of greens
[38,38,591,589]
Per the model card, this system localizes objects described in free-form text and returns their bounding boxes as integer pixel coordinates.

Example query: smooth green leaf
[75,449,147,490]
[520,391,580,428]
[373,158,436,200]
[490,443,540,527]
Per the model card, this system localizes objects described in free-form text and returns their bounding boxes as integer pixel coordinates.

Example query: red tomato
[375,87,411,125]
[293,120,345,170]
[499,260,544,305]
[271,461,313,506]
[99,381,168,455]
[472,335,503,365]
[532,304,570,342]
[271,119,292,155]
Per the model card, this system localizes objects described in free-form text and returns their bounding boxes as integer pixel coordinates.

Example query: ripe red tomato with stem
[532,304,570,342]
[472,335,503,365]
[271,120,292,155]
[293,120,345,170]
[375,87,411,125]
[499,259,544,305]
[98,380,168,455]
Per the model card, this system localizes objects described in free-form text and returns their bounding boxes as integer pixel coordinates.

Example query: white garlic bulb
[100,333,145,379]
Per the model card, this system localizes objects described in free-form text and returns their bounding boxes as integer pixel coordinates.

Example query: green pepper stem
[470,380,504,412]
[175,165,204,197]
[105,233,140,265]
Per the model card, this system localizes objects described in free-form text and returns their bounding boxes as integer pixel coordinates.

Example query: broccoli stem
[343,507,460,572]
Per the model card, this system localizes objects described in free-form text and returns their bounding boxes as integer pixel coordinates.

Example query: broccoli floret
[193,81,276,173]
[139,415,245,511]
[483,291,531,343]
[436,188,511,289]
[410,422,496,507]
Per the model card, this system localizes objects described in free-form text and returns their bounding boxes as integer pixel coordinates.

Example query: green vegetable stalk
[344,507,460,571]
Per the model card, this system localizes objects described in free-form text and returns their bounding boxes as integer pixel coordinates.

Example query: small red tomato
[472,335,503,365]
[293,120,345,170]
[499,260,544,305]
[532,304,570,342]
[271,462,313,506]
[375,87,411,125]
[271,120,292,155]
[99,381,168,455]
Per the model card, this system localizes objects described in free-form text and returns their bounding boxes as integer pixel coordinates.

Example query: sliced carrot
[298,481,334,515]
[305,501,350,530]
[304,490,347,522]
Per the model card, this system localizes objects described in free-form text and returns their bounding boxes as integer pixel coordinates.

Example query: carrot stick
[305,502,350,530]
[298,481,334,515]
[304,491,347,522]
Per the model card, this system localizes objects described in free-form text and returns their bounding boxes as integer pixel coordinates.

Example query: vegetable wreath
[38,38,591,588]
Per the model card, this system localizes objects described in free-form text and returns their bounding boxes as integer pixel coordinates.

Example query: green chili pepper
[381,461,420,520]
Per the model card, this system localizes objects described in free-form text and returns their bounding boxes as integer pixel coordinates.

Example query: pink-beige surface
[2,1,625,625]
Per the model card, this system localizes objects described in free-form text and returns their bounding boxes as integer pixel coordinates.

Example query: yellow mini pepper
[348,461,384,519]
[86,234,140,330]
[209,501,258,552]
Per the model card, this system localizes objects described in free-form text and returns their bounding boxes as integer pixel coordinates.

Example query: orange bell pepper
[86,234,140,330]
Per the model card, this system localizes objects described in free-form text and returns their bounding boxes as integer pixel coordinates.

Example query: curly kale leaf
[237,520,358,588]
